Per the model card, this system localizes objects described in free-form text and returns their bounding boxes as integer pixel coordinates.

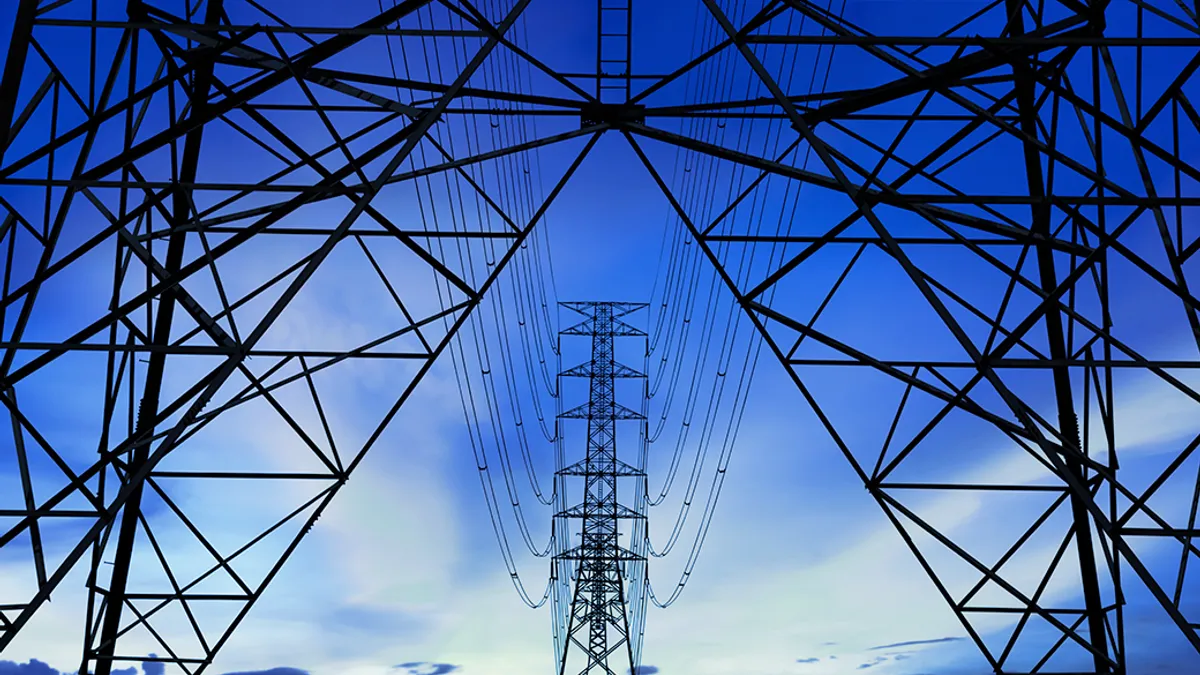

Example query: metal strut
[0,0,39,163]
[596,0,633,103]
[1005,1,1116,672]
[89,3,226,673]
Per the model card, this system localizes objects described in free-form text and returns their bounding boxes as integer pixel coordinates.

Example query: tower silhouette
[555,302,647,675]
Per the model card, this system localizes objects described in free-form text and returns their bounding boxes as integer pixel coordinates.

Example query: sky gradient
[1,0,1199,674]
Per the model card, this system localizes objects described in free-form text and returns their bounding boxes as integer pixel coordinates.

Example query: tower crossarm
[557,503,646,520]
[560,361,646,379]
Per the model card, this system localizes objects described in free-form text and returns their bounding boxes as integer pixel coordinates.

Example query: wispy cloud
[0,660,66,675]
[869,637,963,651]
[7,162,1200,675]
[632,345,1200,674]
[219,669,309,675]
[394,664,460,675]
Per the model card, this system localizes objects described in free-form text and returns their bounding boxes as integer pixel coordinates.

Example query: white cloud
[7,223,1200,675]
[619,346,1200,675]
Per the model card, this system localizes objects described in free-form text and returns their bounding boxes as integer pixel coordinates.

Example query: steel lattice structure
[554,301,646,675]
[0,0,1198,673]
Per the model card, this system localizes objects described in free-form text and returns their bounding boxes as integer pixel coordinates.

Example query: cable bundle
[373,0,849,668]
[637,0,848,628]
[378,0,563,613]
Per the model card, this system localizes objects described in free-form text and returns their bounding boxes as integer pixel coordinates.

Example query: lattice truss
[0,0,1198,674]
[0,0,595,671]
[644,2,1200,674]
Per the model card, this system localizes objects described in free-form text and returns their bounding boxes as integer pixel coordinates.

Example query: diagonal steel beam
[77,0,434,183]
[0,0,40,162]
[625,123,1093,257]
[90,1,229,670]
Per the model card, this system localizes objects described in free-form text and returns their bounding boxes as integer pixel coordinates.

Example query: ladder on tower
[597,0,632,102]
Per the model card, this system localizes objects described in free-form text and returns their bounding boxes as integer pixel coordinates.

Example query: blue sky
[1,0,1200,674]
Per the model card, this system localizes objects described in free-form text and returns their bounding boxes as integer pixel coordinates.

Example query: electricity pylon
[0,1,600,672]
[2,1,1200,673]
[555,302,646,675]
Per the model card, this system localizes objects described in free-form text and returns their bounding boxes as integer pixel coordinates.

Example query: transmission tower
[1,0,1199,673]
[554,301,646,675]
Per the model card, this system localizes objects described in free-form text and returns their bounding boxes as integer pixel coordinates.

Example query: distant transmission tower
[554,302,647,675]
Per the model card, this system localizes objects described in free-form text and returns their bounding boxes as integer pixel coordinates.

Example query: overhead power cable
[383,0,562,607]
[643,0,847,606]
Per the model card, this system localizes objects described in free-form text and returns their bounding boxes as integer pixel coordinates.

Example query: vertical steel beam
[0,0,39,162]
[5,386,45,588]
[1004,2,1114,672]
[90,2,226,672]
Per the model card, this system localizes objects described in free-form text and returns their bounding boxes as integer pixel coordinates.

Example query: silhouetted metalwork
[554,301,646,675]
[0,0,1197,673]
